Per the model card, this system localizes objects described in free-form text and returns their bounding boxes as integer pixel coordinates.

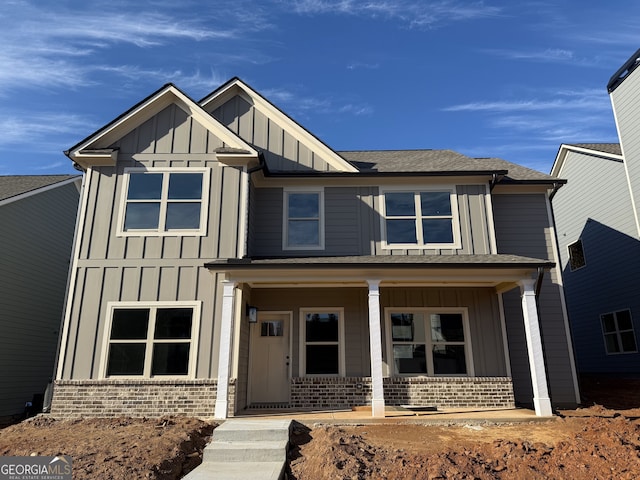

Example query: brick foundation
[290,376,514,410]
[50,379,235,418]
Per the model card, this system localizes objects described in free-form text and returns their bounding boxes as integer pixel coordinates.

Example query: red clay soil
[1,375,639,479]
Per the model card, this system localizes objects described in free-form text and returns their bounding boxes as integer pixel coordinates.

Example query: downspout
[548,182,563,201]
[534,266,545,300]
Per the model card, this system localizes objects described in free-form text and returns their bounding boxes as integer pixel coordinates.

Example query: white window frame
[299,307,345,376]
[99,301,201,379]
[600,309,638,355]
[380,186,461,250]
[567,239,586,271]
[117,167,210,237]
[385,307,474,376]
[282,187,325,250]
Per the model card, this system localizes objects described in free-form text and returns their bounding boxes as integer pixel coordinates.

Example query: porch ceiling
[205,254,553,289]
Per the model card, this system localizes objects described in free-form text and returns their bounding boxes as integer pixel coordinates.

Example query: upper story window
[283,188,324,250]
[568,239,586,271]
[381,188,461,249]
[118,168,210,236]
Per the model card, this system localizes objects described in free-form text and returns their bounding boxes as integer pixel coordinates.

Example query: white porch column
[214,280,237,419]
[367,280,385,417]
[519,279,553,417]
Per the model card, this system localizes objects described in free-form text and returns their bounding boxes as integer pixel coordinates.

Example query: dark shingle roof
[0,175,79,202]
[568,143,622,156]
[338,150,556,182]
[207,254,554,269]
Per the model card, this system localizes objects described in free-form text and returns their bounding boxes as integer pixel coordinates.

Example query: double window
[387,309,472,376]
[601,309,637,354]
[283,189,324,250]
[119,168,209,235]
[102,302,200,378]
[300,308,344,376]
[382,188,460,248]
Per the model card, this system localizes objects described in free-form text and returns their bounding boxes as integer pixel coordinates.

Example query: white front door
[249,313,291,404]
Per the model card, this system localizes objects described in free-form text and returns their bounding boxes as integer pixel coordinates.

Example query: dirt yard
[0,376,639,479]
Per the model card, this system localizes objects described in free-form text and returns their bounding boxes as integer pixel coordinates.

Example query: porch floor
[232,406,547,425]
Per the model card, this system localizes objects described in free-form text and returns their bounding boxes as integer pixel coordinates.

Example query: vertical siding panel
[91,267,121,377]
[190,120,208,154]
[198,270,218,378]
[283,131,298,170]
[218,167,241,258]
[268,122,284,170]
[139,267,160,301]
[237,97,253,141]
[87,168,118,260]
[125,237,144,259]
[457,187,472,254]
[154,105,174,153]
[171,107,190,153]
[80,169,101,259]
[202,165,221,258]
[158,266,178,300]
[118,129,137,154]
[177,266,197,301]
[207,131,224,152]
[298,144,313,170]
[120,267,140,301]
[62,267,86,379]
[71,267,103,378]
[137,116,156,153]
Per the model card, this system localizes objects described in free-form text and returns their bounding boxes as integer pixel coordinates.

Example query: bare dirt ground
[0,376,639,479]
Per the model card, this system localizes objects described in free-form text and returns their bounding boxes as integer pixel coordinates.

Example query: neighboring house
[0,175,81,422]
[51,78,579,420]
[551,48,640,375]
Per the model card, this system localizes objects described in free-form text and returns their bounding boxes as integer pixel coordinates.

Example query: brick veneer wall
[290,377,514,410]
[50,379,235,418]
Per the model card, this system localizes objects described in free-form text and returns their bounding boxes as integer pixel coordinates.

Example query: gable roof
[199,77,358,173]
[66,83,257,169]
[0,175,79,203]
[551,143,623,177]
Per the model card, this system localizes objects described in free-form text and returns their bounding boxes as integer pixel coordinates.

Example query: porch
[207,255,555,419]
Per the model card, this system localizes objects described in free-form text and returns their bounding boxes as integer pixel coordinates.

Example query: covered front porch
[207,255,555,419]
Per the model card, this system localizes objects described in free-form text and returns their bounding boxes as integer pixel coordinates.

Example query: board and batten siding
[59,105,247,381]
[0,182,80,417]
[249,184,493,257]
[611,64,640,235]
[247,286,507,380]
[493,193,577,407]
[207,94,338,172]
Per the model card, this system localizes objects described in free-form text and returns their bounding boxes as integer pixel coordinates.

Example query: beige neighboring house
[51,78,579,420]
[0,175,81,422]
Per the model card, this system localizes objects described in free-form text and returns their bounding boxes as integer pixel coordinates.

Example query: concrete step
[182,461,285,480]
[203,439,288,463]
[212,419,292,442]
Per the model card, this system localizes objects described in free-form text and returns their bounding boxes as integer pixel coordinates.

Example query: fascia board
[200,78,359,173]
[68,85,257,162]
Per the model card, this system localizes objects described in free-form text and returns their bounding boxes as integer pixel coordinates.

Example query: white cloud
[286,0,502,27]
[0,113,97,148]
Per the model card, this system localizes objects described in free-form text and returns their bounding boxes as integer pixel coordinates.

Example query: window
[382,188,460,248]
[601,309,637,354]
[568,240,586,271]
[102,302,200,377]
[283,189,324,250]
[387,309,473,376]
[300,308,344,375]
[119,168,209,236]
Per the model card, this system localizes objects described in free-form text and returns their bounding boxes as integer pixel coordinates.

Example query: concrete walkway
[183,419,292,480]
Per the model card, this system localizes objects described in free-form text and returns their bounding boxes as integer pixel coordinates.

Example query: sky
[1,0,638,176]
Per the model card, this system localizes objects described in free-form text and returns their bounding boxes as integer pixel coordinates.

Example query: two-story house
[551,48,640,376]
[51,78,579,419]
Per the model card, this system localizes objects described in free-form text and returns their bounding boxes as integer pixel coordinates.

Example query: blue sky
[1,0,638,175]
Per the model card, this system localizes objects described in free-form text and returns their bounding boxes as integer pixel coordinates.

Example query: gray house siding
[208,94,337,172]
[58,105,247,381]
[0,181,80,417]
[248,184,493,257]
[492,193,577,406]
[611,65,640,227]
[245,286,507,383]
[552,151,640,374]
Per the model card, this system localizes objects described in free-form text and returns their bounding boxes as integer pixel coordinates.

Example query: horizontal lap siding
[552,151,640,373]
[493,193,577,406]
[0,182,79,416]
